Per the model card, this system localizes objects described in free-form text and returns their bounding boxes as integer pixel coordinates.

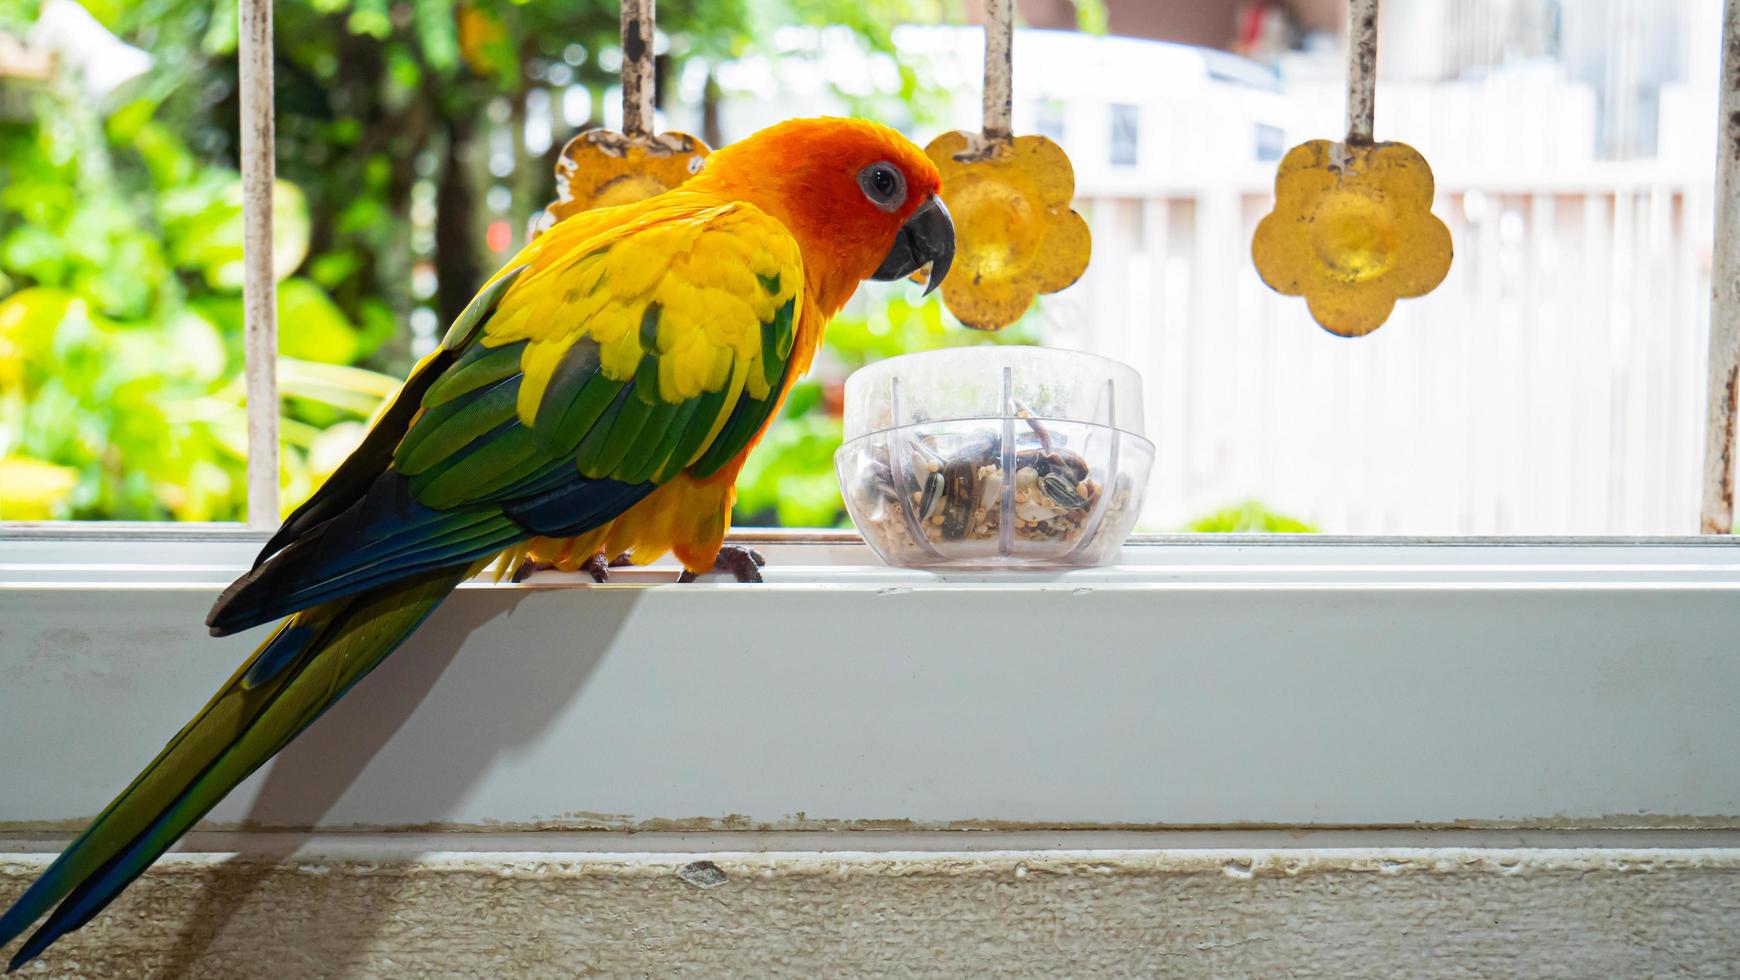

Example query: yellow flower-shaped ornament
[924,131,1090,331]
[532,129,711,235]
[529,0,709,237]
[1252,140,1451,337]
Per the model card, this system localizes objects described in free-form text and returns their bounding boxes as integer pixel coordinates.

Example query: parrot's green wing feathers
[482,198,806,486]
[250,267,532,571]
[208,201,803,635]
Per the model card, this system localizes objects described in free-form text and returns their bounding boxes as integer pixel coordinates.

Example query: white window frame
[11,0,1740,831]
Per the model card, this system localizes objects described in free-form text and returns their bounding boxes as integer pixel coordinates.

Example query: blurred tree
[0,44,400,518]
[114,0,944,356]
[0,0,945,521]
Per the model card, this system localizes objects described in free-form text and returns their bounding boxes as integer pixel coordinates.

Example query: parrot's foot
[677,546,766,584]
[511,553,631,583]
[580,553,635,583]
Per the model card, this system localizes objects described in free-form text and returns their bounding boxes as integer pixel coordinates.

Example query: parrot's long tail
[0,559,484,973]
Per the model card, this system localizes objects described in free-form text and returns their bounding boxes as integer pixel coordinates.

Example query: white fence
[1044,174,1716,534]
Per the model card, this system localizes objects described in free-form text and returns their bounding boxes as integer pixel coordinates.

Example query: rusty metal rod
[1345,0,1378,145]
[240,0,279,528]
[982,0,1013,140]
[1700,0,1740,533]
[621,0,655,138]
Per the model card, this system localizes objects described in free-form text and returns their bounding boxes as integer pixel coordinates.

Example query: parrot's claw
[579,553,634,583]
[513,553,631,583]
[677,546,766,583]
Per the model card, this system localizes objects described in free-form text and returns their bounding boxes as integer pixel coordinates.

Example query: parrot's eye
[857,162,906,213]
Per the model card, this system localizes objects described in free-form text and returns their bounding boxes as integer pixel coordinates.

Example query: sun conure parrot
[0,116,954,971]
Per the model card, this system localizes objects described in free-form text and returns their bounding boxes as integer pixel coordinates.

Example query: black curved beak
[872,195,954,295]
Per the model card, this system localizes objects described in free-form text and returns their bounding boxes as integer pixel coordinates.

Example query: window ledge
[4,524,1740,833]
[7,522,1740,588]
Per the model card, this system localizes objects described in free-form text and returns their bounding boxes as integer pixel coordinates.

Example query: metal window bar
[1344,0,1377,146]
[239,0,278,528]
[1700,0,1740,533]
[982,0,1012,140]
[620,0,655,138]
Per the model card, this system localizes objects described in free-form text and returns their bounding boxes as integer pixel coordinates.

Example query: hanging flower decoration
[1251,0,1452,337]
[530,0,709,238]
[1251,139,1451,337]
[533,130,711,234]
[915,0,1089,331]
[924,131,1090,331]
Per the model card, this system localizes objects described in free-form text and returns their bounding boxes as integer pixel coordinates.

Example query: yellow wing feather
[478,193,802,429]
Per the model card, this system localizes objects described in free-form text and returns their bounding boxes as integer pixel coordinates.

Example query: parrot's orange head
[691,117,954,310]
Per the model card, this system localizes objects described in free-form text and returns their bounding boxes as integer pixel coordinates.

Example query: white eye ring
[857,162,906,213]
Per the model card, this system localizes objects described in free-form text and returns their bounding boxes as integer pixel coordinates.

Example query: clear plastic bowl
[835,346,1155,568]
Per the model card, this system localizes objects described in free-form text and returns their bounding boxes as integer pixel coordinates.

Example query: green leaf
[131,121,196,187]
[104,97,158,143]
[0,454,79,520]
[1186,501,1318,534]
[414,0,460,71]
[354,299,398,360]
[308,250,363,288]
[267,181,315,283]
[1,226,70,284]
[276,277,360,365]
[347,0,392,39]
[0,288,76,365]
[165,177,310,289]
[202,0,239,55]
[1073,0,1109,34]
[386,44,424,96]
[165,309,228,383]
[279,358,400,417]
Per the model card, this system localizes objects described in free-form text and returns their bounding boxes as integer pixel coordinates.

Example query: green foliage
[1186,500,1318,534]
[0,72,393,519]
[1070,0,1109,35]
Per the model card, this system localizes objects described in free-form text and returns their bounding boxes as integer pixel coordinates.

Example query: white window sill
[9,522,1740,586]
[4,525,1740,833]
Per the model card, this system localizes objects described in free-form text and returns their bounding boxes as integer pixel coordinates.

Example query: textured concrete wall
[5,846,1740,977]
